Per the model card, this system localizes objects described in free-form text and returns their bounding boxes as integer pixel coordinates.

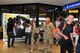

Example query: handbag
[52,22,67,44]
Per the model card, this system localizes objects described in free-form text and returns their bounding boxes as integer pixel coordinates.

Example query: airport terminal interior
[0,0,80,53]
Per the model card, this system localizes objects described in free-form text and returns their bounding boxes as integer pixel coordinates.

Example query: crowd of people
[7,15,80,53]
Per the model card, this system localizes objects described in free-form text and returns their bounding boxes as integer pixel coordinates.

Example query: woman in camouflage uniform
[30,20,41,52]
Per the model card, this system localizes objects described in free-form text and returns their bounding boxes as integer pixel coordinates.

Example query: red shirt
[75,27,79,35]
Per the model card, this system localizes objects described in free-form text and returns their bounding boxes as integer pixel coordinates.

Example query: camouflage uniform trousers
[31,34,41,50]
[43,34,53,52]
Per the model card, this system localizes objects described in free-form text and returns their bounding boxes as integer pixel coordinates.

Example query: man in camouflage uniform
[42,17,54,53]
[30,20,41,52]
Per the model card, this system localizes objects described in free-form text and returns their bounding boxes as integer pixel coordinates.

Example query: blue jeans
[7,32,15,47]
[25,32,31,44]
[76,43,80,53]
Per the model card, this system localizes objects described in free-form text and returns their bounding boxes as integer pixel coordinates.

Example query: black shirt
[58,22,73,40]
[7,22,14,32]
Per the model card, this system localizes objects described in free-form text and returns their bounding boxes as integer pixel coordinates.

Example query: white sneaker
[30,49,33,52]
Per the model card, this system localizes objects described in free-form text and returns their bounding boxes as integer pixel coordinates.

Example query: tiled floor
[0,40,75,53]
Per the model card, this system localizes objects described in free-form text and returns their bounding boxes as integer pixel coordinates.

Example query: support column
[36,4,39,27]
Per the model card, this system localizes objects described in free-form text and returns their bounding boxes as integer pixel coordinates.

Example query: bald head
[46,17,50,24]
